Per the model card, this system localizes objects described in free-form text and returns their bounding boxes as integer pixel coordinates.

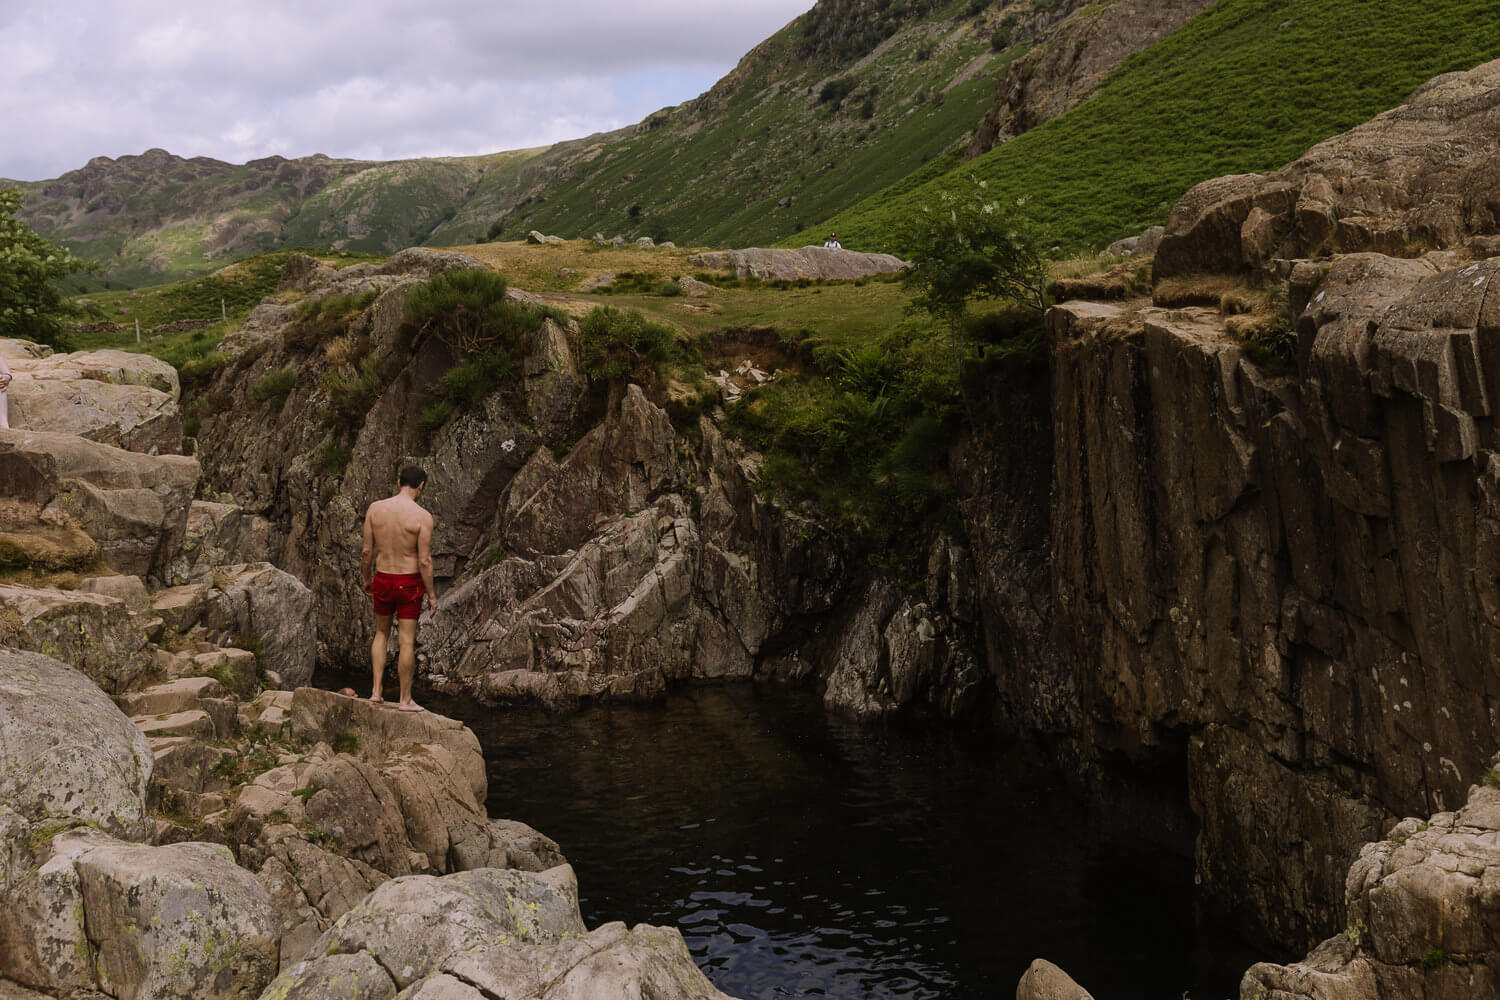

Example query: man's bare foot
[370,693,384,703]
[397,701,425,713]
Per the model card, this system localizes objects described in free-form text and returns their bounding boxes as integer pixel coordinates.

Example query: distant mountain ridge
[7,0,1213,289]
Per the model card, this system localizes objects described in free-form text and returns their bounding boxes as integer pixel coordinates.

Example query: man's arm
[417,514,437,612]
[360,508,376,590]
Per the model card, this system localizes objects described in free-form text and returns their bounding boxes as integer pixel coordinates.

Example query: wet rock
[1016,958,1095,1000]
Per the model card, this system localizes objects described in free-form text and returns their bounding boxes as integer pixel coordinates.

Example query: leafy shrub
[315,439,352,477]
[657,280,683,297]
[725,325,963,554]
[248,367,296,407]
[578,306,680,385]
[177,351,229,391]
[401,268,558,429]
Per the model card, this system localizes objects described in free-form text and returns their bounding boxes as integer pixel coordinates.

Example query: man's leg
[370,612,393,702]
[0,388,9,429]
[396,617,422,711]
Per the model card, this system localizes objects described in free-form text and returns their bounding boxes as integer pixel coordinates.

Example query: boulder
[72,831,277,1000]
[1243,761,1500,999]
[288,688,486,802]
[685,246,906,281]
[0,585,153,696]
[4,349,182,454]
[0,429,199,580]
[0,499,98,572]
[252,951,396,1000]
[414,921,738,1000]
[80,572,151,610]
[1016,959,1095,1000]
[163,499,274,584]
[202,563,315,688]
[0,647,152,858]
[2,828,279,999]
[289,867,585,990]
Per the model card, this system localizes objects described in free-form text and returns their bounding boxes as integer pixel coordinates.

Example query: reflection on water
[323,667,1257,999]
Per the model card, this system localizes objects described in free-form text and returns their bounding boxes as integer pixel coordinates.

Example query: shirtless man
[361,466,437,711]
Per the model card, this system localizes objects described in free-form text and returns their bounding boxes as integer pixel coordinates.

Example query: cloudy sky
[0,0,818,182]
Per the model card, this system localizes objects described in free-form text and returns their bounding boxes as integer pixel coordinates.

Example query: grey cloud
[1,0,815,181]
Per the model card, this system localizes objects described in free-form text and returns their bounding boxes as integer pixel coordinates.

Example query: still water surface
[376,679,1264,1000]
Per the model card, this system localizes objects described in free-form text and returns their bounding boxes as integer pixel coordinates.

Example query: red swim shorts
[370,572,425,619]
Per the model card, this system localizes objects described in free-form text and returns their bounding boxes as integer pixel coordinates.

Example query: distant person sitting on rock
[362,465,437,712]
[823,233,842,249]
[0,354,10,428]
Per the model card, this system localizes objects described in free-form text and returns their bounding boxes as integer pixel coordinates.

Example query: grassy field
[795,0,1500,253]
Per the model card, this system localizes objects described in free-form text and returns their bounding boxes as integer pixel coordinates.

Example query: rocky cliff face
[994,59,1500,953]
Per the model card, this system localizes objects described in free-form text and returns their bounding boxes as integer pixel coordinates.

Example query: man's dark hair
[398,466,427,489]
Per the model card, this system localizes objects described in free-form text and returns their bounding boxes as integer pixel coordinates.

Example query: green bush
[578,306,680,385]
[315,439,352,476]
[248,367,297,407]
[725,323,964,554]
[401,268,559,428]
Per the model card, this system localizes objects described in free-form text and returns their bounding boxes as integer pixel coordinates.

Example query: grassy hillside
[491,2,1032,248]
[794,0,1500,253]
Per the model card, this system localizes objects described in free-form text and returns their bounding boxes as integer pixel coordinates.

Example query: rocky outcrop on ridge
[1154,58,1500,280]
[686,246,907,282]
[967,0,1217,158]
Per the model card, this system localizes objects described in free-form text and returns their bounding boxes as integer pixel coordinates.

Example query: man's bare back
[364,494,432,575]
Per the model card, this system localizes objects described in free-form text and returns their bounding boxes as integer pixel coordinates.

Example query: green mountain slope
[488,1,1034,247]
[796,0,1500,254]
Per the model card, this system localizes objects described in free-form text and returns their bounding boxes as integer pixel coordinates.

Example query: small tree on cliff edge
[900,178,1049,416]
[0,188,90,348]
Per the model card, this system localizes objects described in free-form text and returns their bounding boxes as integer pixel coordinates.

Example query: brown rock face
[1155,59,1500,280]
[1038,235,1500,947]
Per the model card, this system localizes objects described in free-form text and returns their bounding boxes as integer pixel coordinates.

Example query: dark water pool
[319,668,1261,998]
